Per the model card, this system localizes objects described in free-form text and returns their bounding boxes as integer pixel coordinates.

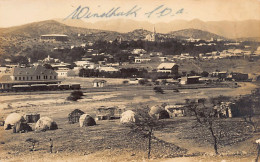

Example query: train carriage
[47,84,59,91]
[59,84,70,90]
[31,84,48,91]
[12,85,31,92]
[70,83,81,90]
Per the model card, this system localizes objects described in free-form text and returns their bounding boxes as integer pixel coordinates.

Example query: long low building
[0,65,60,91]
[40,34,68,41]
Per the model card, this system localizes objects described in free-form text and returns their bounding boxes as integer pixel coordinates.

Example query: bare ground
[0,81,259,161]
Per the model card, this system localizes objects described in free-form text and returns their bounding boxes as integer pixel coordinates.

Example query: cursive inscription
[64,5,184,20]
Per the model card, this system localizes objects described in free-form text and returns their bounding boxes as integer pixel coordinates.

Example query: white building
[157,63,178,74]
[74,61,95,69]
[98,66,119,73]
[135,55,151,63]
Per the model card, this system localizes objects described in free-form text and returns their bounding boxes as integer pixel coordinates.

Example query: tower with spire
[145,26,157,42]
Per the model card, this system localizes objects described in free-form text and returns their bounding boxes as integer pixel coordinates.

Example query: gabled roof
[12,65,57,76]
[157,63,177,69]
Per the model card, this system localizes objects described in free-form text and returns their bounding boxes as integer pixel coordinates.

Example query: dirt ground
[0,79,259,162]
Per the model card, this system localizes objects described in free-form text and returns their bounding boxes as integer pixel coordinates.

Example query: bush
[67,91,84,101]
[138,79,148,85]
[153,87,164,94]
[201,71,209,77]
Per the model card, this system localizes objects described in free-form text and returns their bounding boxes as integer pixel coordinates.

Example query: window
[19,77,21,80]
[39,76,41,79]
[50,76,52,79]
[23,77,25,80]
[31,76,33,80]
[54,76,56,79]
[27,77,29,80]
[15,77,17,80]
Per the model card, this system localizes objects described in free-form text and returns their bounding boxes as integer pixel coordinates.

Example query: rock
[4,113,25,130]
[120,110,138,124]
[79,114,96,127]
[35,117,58,131]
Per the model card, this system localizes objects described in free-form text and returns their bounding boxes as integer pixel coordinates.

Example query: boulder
[79,114,96,127]
[4,113,25,130]
[120,110,138,124]
[35,117,58,131]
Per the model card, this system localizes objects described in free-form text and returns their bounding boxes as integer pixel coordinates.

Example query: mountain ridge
[56,18,260,39]
[0,20,226,41]
[1,19,260,41]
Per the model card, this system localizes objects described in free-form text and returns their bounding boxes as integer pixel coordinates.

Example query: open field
[0,79,260,162]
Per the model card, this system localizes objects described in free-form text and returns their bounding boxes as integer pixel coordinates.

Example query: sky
[0,0,260,27]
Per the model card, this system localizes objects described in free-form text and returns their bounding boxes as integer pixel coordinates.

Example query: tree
[11,56,29,65]
[126,106,163,159]
[185,98,224,155]
[235,89,260,132]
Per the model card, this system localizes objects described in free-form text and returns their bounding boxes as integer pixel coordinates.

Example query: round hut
[79,114,96,127]
[4,113,25,130]
[35,117,58,131]
[120,110,138,124]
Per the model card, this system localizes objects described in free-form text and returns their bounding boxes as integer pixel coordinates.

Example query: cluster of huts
[2,101,239,133]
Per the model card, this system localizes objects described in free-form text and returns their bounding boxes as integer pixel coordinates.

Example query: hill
[169,28,225,40]
[122,29,152,40]
[0,20,104,38]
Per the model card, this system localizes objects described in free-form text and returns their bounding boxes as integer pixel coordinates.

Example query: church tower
[152,26,156,42]
[145,26,157,42]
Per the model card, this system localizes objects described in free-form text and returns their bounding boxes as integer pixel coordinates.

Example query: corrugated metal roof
[157,63,176,69]
[41,34,68,37]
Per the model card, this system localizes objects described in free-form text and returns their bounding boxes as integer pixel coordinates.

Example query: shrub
[138,79,148,85]
[153,86,164,94]
[67,91,84,101]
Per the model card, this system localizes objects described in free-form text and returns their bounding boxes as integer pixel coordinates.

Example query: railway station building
[0,65,60,91]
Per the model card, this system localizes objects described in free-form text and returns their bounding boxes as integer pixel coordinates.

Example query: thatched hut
[120,110,138,124]
[35,117,58,131]
[4,113,25,130]
[68,109,85,124]
[79,114,96,127]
